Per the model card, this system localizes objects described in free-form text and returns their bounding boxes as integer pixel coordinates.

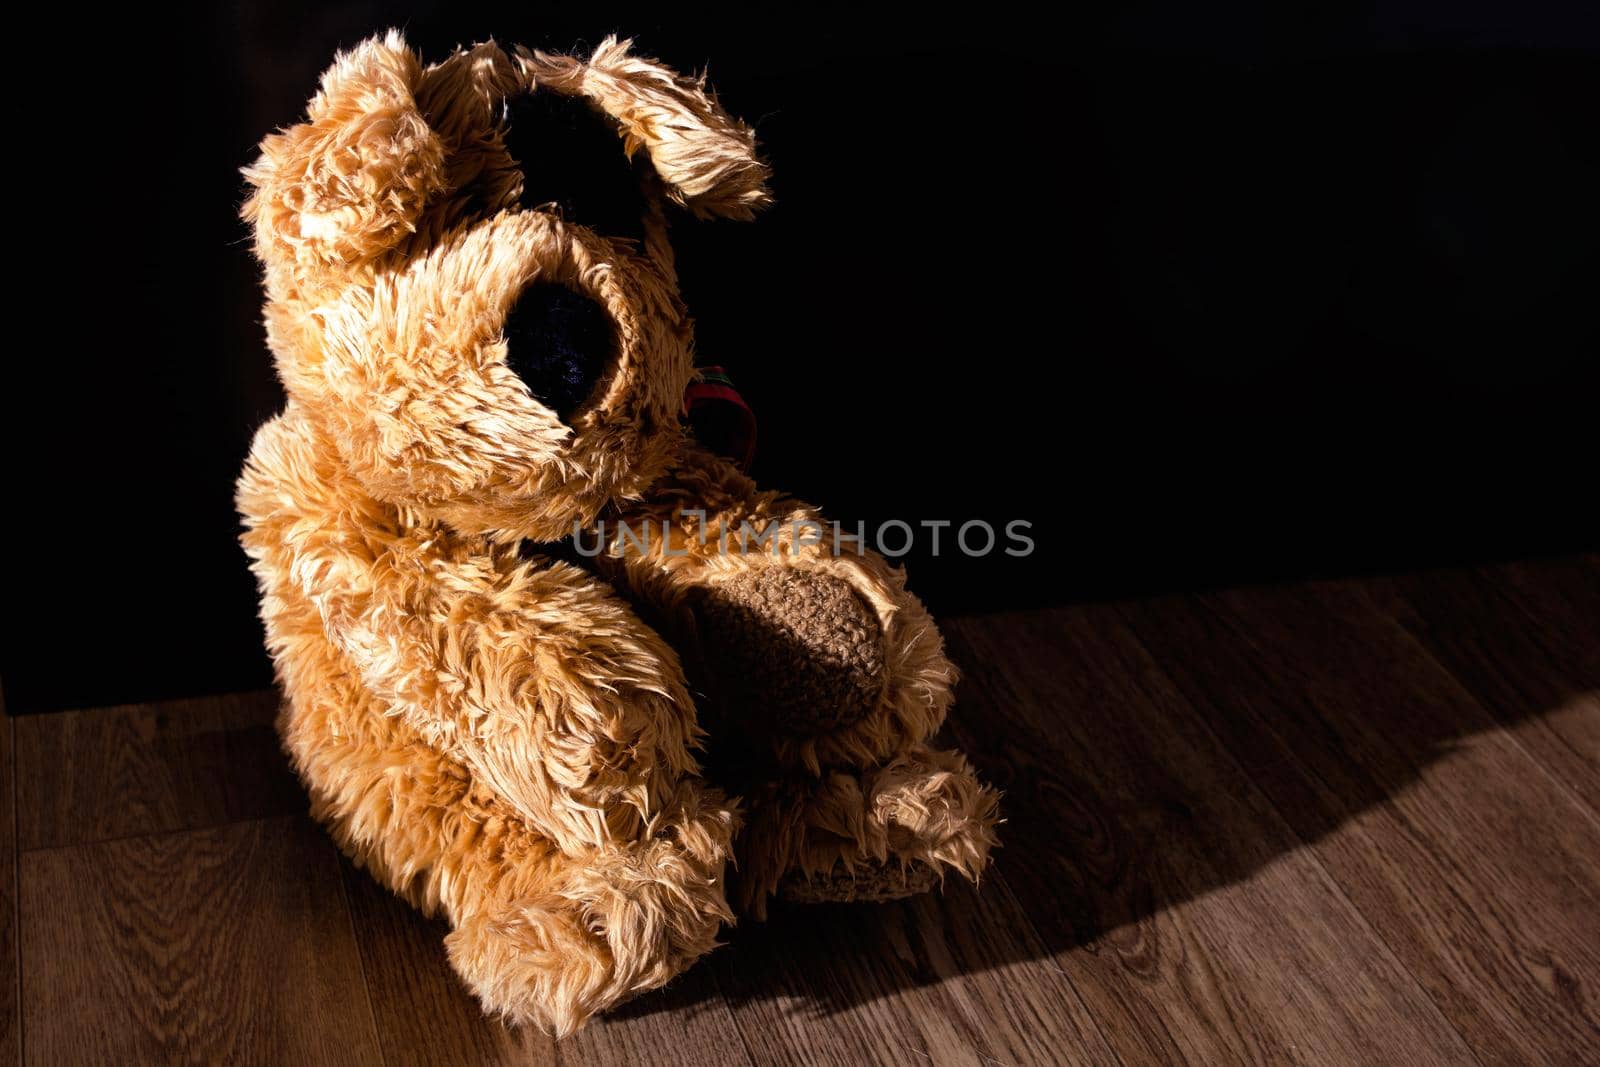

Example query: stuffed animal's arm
[596,441,955,771]
[238,415,703,852]
[602,441,836,560]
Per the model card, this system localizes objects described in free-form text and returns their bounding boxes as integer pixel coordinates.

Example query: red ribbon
[682,365,757,471]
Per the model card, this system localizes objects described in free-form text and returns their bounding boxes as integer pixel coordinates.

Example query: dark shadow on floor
[601,554,1599,1026]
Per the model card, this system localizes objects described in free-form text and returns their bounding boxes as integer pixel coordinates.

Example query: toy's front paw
[692,567,887,736]
[605,547,957,774]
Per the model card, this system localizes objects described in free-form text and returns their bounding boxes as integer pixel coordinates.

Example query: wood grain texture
[1,708,17,1067]
[14,689,301,850]
[345,808,1116,1067]
[942,609,1477,1066]
[19,816,381,1066]
[1119,580,1600,1064]
[1370,555,1600,811]
[710,871,1120,1067]
[9,559,1599,1064]
[337,854,755,1067]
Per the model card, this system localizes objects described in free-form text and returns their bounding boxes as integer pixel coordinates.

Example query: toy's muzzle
[503,282,615,422]
[486,210,691,496]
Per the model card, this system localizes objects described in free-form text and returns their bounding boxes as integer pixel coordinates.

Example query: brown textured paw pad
[693,568,886,735]
[778,860,941,904]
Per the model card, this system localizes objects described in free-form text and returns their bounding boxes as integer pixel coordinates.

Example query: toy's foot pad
[694,569,885,735]
[778,859,940,904]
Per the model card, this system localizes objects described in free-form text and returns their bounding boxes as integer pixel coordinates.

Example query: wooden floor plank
[10,558,1594,1063]
[712,870,1120,1067]
[334,860,555,1065]
[1373,556,1600,812]
[13,690,301,850]
[1494,554,1600,643]
[941,609,1475,1067]
[338,856,753,1066]
[1,708,18,1067]
[19,816,382,1066]
[1119,582,1600,1064]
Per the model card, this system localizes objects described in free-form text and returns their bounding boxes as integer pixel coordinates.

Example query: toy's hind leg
[731,742,1000,920]
[274,624,735,1035]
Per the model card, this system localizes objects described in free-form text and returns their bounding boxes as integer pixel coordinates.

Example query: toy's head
[244,32,769,540]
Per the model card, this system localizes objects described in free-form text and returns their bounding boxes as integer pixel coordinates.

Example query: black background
[4,3,1596,713]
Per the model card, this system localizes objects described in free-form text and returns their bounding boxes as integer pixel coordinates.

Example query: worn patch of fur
[693,567,887,734]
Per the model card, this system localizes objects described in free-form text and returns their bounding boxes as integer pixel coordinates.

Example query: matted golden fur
[238,31,998,1035]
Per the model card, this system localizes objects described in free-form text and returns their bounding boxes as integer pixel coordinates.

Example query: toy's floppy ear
[525,37,772,221]
[243,31,446,271]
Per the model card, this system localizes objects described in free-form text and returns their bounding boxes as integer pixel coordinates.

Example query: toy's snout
[503,282,615,421]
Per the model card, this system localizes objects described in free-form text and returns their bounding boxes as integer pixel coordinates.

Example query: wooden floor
[3,555,1597,1065]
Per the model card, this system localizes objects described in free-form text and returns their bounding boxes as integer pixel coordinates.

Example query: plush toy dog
[237,32,998,1034]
